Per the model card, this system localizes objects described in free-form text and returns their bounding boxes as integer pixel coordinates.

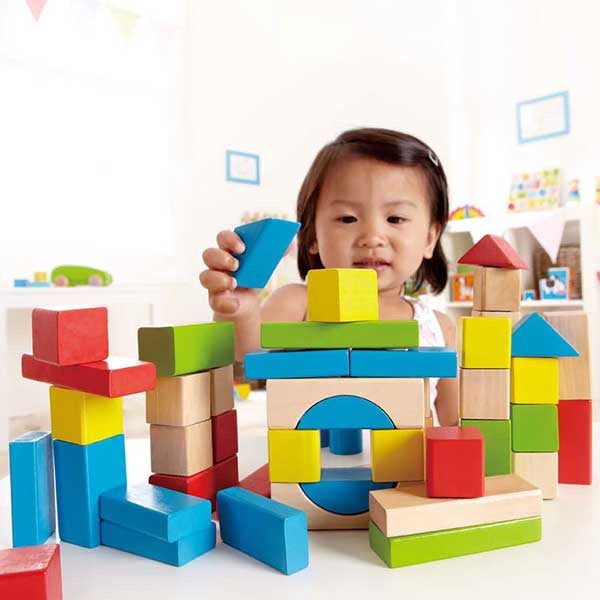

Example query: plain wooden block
[512,452,558,499]
[511,358,558,404]
[150,420,213,477]
[471,310,521,327]
[211,364,234,416]
[460,368,510,419]
[268,430,320,483]
[267,378,425,430]
[473,267,521,312]
[457,317,511,368]
[369,473,541,538]
[146,372,211,426]
[371,429,424,483]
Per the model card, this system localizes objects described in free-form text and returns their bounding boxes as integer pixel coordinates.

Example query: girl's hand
[200,230,260,320]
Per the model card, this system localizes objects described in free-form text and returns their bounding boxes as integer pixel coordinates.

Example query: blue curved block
[329,429,363,455]
[300,468,395,515]
[296,395,395,430]
[320,430,329,448]
[244,349,349,379]
[349,347,457,377]
[512,312,579,357]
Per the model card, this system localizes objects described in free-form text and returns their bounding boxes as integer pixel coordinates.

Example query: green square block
[261,320,419,350]
[369,517,542,568]
[511,404,558,452]
[461,419,511,476]
[138,322,234,376]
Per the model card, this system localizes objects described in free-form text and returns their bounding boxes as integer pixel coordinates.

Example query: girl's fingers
[209,290,240,314]
[199,269,237,292]
[216,230,245,254]
[202,247,239,272]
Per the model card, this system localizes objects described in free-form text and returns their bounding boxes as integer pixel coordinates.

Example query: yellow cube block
[307,268,378,322]
[268,429,320,483]
[511,357,558,404]
[458,317,511,368]
[371,429,424,482]
[49,386,123,445]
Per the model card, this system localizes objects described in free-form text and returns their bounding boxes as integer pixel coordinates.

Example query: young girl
[200,128,458,426]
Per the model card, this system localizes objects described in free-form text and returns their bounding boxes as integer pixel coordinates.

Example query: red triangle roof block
[458,234,528,269]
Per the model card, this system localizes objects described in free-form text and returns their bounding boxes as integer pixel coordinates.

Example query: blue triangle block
[511,312,579,357]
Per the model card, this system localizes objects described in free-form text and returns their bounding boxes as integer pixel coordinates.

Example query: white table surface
[1,392,599,599]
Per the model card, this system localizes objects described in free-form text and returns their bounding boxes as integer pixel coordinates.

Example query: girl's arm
[433,311,460,426]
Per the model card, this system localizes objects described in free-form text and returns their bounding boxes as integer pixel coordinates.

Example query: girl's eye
[336,215,357,224]
[387,216,407,224]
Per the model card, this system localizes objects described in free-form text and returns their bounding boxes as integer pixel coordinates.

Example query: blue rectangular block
[244,349,350,379]
[349,347,457,378]
[101,519,216,566]
[217,486,308,575]
[100,482,212,543]
[54,434,126,548]
[9,431,55,547]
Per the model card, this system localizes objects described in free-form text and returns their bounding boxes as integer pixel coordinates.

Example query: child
[200,128,458,426]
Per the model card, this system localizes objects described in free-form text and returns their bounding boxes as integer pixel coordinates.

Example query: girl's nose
[357,222,385,248]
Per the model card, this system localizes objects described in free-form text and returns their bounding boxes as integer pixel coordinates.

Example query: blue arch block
[300,468,395,515]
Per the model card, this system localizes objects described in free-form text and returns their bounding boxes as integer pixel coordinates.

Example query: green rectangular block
[461,419,511,476]
[369,517,542,568]
[511,404,558,452]
[261,320,419,350]
[138,322,234,376]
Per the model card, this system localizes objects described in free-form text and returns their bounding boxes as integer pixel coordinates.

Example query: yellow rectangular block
[50,386,123,445]
[268,429,320,483]
[307,268,378,322]
[510,358,558,404]
[471,310,521,327]
[458,317,511,368]
[371,429,424,483]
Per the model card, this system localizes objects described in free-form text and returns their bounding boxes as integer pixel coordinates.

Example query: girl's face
[310,157,441,297]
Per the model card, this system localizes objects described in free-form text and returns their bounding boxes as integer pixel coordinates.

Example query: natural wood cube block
[473,267,521,312]
[471,310,521,327]
[460,368,510,420]
[512,452,558,500]
[211,365,234,416]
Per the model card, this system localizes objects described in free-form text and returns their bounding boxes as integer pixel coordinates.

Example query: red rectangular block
[239,463,271,498]
[426,426,485,498]
[0,544,62,599]
[22,354,156,397]
[558,399,592,484]
[32,307,108,366]
[211,409,238,463]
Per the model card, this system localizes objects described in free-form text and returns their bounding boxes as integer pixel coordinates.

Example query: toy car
[51,265,113,287]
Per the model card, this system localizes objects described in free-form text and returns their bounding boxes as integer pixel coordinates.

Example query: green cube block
[261,320,419,350]
[369,517,542,568]
[511,404,558,452]
[461,419,511,476]
[138,322,234,376]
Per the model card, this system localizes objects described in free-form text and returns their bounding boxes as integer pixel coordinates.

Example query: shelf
[447,299,585,309]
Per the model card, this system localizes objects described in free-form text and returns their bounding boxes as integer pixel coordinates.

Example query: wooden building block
[544,311,591,400]
[150,420,213,477]
[233,218,300,289]
[211,409,238,463]
[54,434,126,547]
[268,430,320,483]
[460,368,509,420]
[217,487,309,575]
[512,313,578,358]
[0,544,62,599]
[558,399,592,484]
[471,309,521,326]
[138,322,234,376]
[211,364,234,416]
[510,358,558,405]
[49,386,123,445]
[239,463,271,498]
[473,267,521,312]
[371,429,424,482]
[9,431,55,547]
[461,419,511,475]
[261,320,419,349]
[426,426,484,498]
[267,378,426,430]
[370,473,541,537]
[458,234,528,269]
[457,317,511,368]
[329,429,362,455]
[512,452,558,499]
[146,372,211,426]
[32,306,108,365]
[511,404,559,452]
[245,349,350,379]
[307,268,378,322]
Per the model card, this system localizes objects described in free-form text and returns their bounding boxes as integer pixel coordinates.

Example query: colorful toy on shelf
[508,168,560,212]
[522,289,537,301]
[539,266,570,300]
[450,273,473,302]
[449,204,485,220]
[51,265,113,287]
[567,179,581,204]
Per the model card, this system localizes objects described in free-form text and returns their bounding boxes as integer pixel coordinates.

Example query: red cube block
[558,400,592,484]
[32,307,108,366]
[239,463,271,498]
[426,426,485,498]
[211,409,238,463]
[0,544,62,599]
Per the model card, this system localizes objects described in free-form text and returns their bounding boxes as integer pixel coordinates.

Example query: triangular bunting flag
[527,211,566,264]
[458,234,528,269]
[26,0,47,22]
[108,6,140,40]
[512,312,579,357]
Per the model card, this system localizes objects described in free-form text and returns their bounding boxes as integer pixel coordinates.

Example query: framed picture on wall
[226,150,260,185]
[516,91,570,144]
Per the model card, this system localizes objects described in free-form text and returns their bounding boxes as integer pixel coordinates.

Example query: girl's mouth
[353,260,390,273]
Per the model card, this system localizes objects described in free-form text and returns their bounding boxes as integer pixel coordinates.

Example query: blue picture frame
[516,91,570,144]
[226,150,260,185]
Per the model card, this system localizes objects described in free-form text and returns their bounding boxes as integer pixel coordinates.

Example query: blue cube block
[9,431,55,547]
[217,486,308,575]
[244,349,349,379]
[100,482,212,543]
[54,434,126,548]
[233,218,300,288]
[101,520,216,566]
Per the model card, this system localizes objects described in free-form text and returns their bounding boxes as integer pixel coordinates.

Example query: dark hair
[296,127,449,294]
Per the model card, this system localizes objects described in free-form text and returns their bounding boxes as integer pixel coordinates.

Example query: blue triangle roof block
[511,312,579,357]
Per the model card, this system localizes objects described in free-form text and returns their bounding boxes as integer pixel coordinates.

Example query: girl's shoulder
[260,283,307,322]
[404,295,455,346]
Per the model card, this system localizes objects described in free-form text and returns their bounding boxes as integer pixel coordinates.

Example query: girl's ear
[309,240,319,255]
[424,222,442,259]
